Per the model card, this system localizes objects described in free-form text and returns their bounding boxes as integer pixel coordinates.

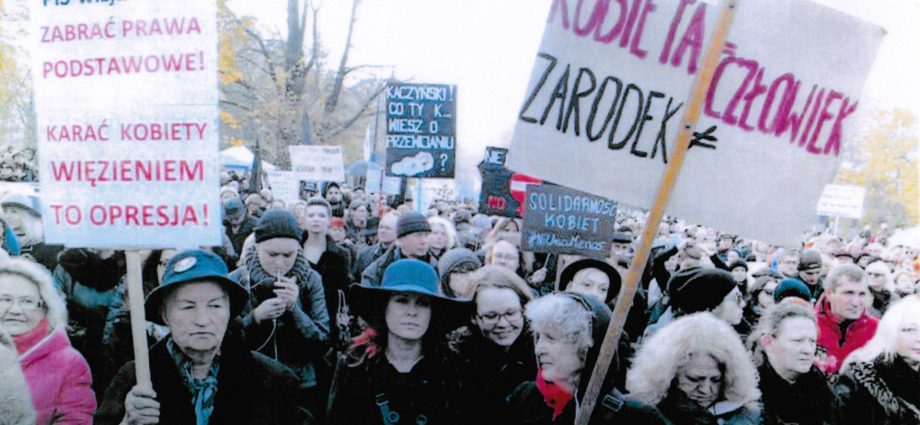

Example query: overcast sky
[230,0,920,195]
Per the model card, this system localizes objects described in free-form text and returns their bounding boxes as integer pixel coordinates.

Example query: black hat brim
[559,259,622,302]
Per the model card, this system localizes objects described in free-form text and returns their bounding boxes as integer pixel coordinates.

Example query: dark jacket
[225,216,256,257]
[757,363,840,425]
[230,246,330,388]
[448,326,537,425]
[303,235,353,348]
[361,245,438,287]
[505,383,671,425]
[95,334,311,425]
[657,389,761,425]
[327,352,461,425]
[836,356,920,425]
[353,241,388,278]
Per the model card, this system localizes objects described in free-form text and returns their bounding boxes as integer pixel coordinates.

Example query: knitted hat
[727,259,748,271]
[798,249,823,271]
[254,210,302,242]
[669,267,738,314]
[773,278,812,304]
[437,248,482,277]
[223,198,244,219]
[397,211,431,238]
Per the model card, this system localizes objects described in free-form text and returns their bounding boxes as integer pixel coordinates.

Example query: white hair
[428,216,457,250]
[842,294,920,370]
[0,258,67,331]
[525,294,593,357]
[626,312,760,407]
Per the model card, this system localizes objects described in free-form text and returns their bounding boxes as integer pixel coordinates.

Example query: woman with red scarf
[0,258,96,424]
[504,292,667,424]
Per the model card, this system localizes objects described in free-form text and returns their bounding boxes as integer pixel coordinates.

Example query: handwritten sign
[522,184,616,258]
[507,0,883,246]
[31,0,221,248]
[289,145,345,183]
[386,83,456,178]
[816,184,866,219]
[478,147,519,217]
[382,176,402,195]
[266,171,300,207]
[409,178,458,212]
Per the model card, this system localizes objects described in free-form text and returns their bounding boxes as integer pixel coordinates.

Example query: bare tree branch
[324,0,360,114]
[321,82,385,140]
[245,27,280,87]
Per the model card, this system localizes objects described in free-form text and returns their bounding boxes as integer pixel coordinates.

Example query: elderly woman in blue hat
[95,249,309,425]
[327,259,471,425]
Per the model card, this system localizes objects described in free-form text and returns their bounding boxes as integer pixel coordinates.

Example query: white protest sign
[31,1,221,248]
[816,184,866,219]
[365,166,383,194]
[289,145,345,183]
[508,0,883,246]
[409,179,458,212]
[266,171,301,207]
[382,176,402,195]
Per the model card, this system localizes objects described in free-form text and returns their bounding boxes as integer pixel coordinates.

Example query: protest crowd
[0,167,918,425]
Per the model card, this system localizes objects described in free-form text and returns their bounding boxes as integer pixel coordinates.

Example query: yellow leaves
[220,110,241,129]
[230,138,245,147]
[219,23,245,85]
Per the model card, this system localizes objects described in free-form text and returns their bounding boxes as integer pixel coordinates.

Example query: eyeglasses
[867,272,886,278]
[0,296,44,312]
[477,309,522,325]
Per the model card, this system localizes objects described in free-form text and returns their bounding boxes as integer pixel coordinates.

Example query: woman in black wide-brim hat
[327,259,471,425]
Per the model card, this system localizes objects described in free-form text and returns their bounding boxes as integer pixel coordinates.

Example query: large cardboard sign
[508,0,883,246]
[816,184,866,219]
[289,145,345,183]
[31,1,221,248]
[522,184,617,258]
[386,83,457,178]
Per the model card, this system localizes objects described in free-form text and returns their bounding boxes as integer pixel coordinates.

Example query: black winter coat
[448,327,537,425]
[657,389,761,425]
[505,382,671,425]
[327,353,462,425]
[361,245,438,287]
[95,333,311,425]
[836,356,920,425]
[757,363,840,425]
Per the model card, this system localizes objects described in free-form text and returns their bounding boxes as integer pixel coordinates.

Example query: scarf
[244,244,312,303]
[535,368,574,421]
[13,318,49,355]
[167,338,220,425]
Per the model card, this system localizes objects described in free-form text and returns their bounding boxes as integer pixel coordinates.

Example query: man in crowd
[353,212,398,278]
[777,249,800,278]
[95,249,310,424]
[323,182,346,218]
[796,249,824,301]
[815,264,878,374]
[361,211,437,287]
[223,198,255,258]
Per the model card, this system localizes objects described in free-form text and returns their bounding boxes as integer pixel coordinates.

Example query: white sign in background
[266,171,301,208]
[289,145,345,183]
[409,179,458,212]
[508,0,883,246]
[816,184,866,219]
[31,1,221,248]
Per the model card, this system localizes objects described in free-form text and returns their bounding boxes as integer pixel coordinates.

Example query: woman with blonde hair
[427,215,457,261]
[450,266,535,425]
[836,294,920,424]
[627,312,761,425]
[747,301,839,425]
[0,258,95,424]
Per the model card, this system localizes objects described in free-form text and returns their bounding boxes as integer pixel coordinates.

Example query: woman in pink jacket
[0,258,96,425]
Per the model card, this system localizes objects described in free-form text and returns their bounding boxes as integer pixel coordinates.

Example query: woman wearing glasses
[0,258,96,424]
[449,266,535,425]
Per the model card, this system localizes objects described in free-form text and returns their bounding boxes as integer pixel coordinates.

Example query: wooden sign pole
[573,2,739,423]
[125,250,152,388]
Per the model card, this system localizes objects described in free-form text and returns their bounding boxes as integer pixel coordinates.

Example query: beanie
[223,198,244,219]
[669,267,738,314]
[727,259,748,271]
[397,211,431,238]
[773,278,812,304]
[437,248,482,277]
[254,210,302,242]
[798,249,822,271]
